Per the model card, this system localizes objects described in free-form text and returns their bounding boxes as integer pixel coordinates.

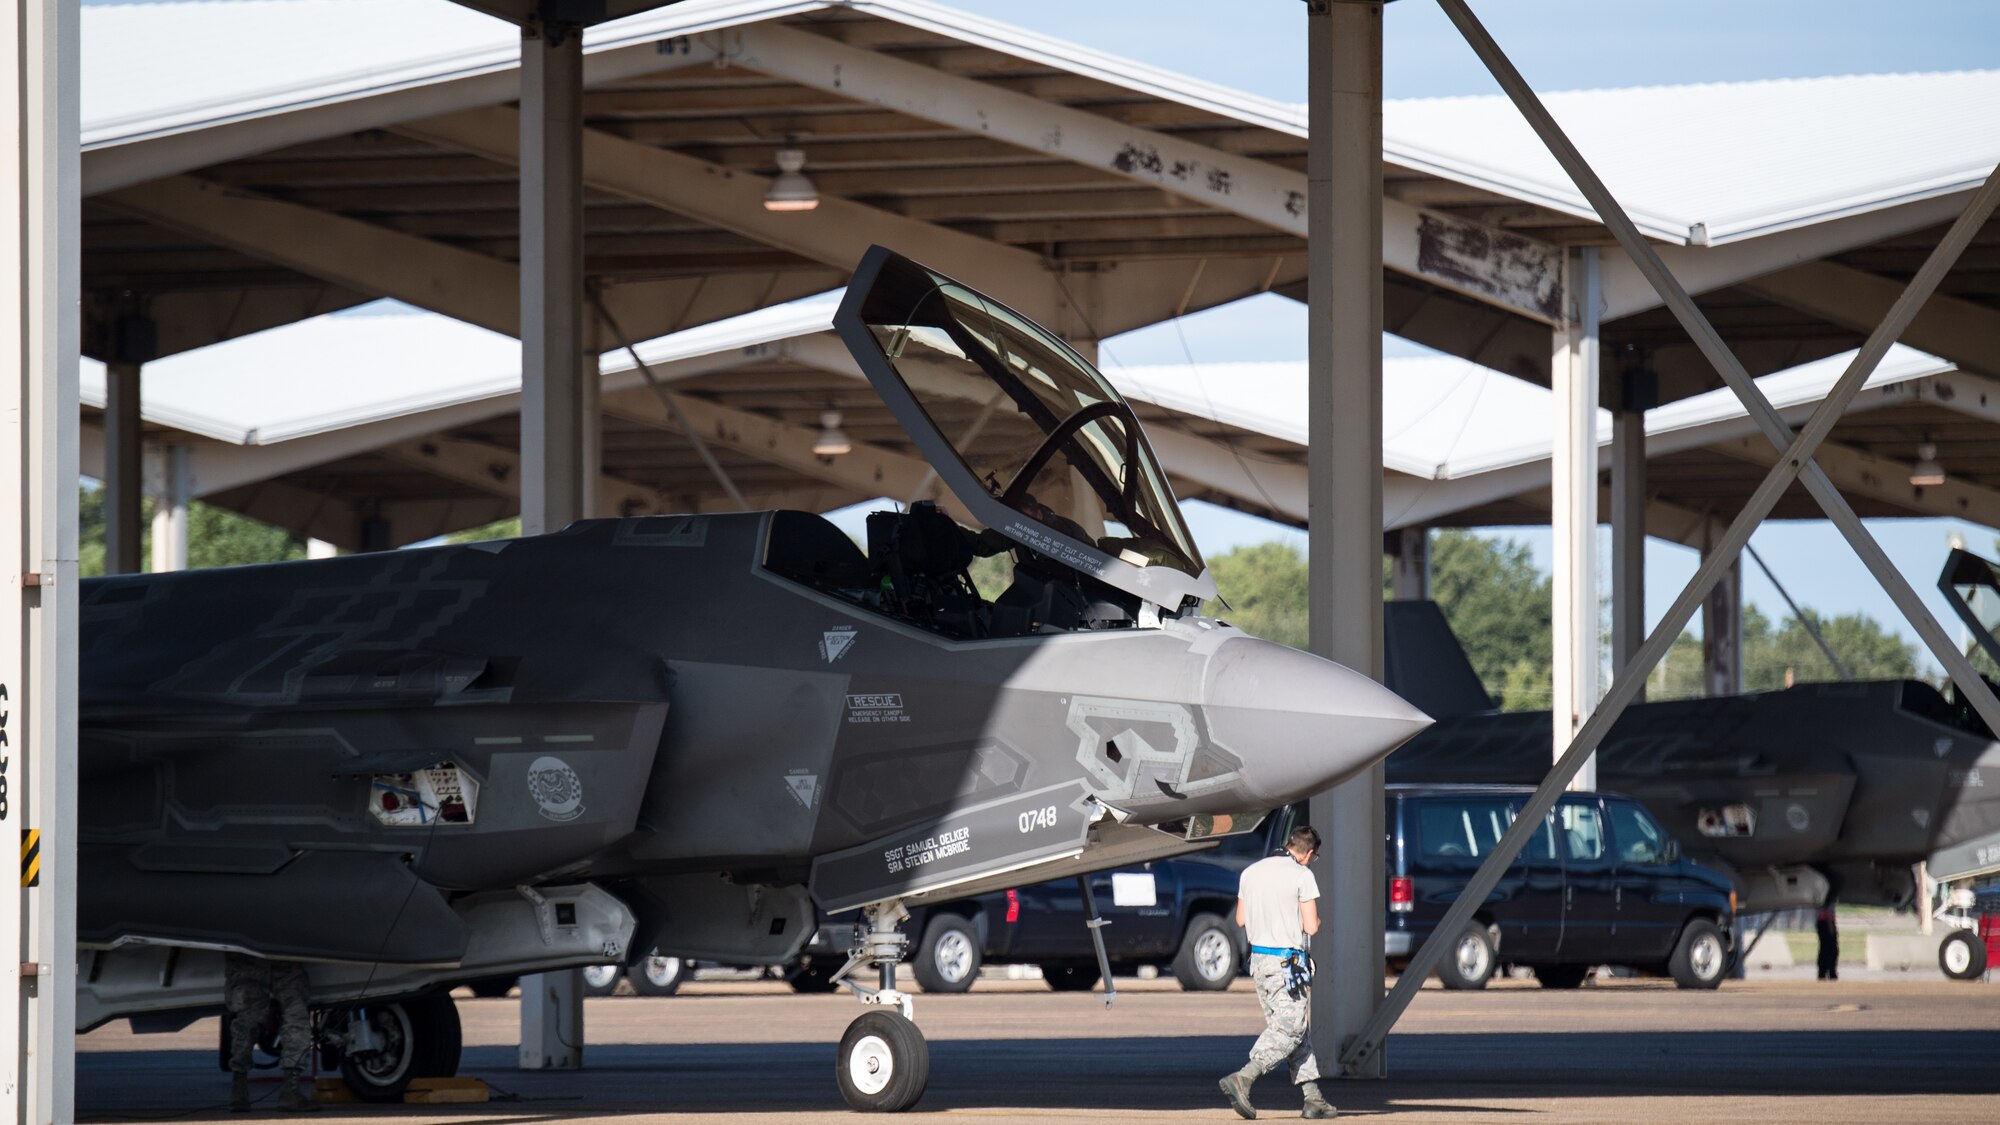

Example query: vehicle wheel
[1940,929,1988,980]
[1172,912,1240,991]
[465,976,515,999]
[1437,924,1497,990]
[580,964,623,997]
[1040,963,1101,992]
[334,1001,419,1102]
[835,1010,929,1112]
[786,957,842,993]
[911,915,981,993]
[629,953,687,997]
[1669,919,1728,990]
[1532,963,1590,990]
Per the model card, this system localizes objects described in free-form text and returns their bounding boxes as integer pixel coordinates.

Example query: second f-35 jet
[76,247,1431,1112]
[1382,586,2000,919]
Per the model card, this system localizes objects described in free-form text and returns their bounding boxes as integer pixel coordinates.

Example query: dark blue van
[1386,784,1736,989]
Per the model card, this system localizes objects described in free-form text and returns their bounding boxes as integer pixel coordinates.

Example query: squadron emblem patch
[528,756,585,822]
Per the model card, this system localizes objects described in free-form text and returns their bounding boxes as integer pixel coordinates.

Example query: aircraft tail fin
[1382,601,1495,720]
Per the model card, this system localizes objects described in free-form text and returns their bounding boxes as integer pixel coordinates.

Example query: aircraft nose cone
[1203,636,1433,807]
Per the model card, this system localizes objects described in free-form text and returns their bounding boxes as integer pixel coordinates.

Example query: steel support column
[519,21,585,537]
[1610,408,1646,695]
[1389,528,1428,601]
[518,20,588,1059]
[102,361,142,575]
[1305,0,1386,1080]
[1702,536,1742,697]
[1552,248,1599,789]
[1,1,79,1120]
[148,445,188,573]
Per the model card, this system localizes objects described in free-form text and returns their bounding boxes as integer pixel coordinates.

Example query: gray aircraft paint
[73,247,1431,1029]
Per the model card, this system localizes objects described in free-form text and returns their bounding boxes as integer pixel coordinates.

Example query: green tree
[1427,531,1551,710]
[77,483,304,576]
[1739,604,1918,691]
[448,516,522,544]
[1207,541,1310,650]
[1204,530,1556,710]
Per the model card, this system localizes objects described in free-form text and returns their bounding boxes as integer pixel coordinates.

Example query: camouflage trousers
[224,953,313,1074]
[1245,953,1320,1084]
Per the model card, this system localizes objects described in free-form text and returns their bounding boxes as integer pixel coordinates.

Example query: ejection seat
[866,502,987,637]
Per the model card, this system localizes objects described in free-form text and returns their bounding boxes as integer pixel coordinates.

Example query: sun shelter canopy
[79,0,2000,416]
[80,292,1999,552]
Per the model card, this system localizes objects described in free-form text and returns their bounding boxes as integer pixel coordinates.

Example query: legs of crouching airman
[225,953,320,1113]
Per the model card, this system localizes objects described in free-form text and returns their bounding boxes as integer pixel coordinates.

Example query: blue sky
[937,0,2000,671]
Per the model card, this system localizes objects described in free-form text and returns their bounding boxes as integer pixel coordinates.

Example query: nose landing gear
[826,900,928,1112]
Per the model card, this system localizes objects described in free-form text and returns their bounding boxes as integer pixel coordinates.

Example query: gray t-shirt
[1237,853,1320,950]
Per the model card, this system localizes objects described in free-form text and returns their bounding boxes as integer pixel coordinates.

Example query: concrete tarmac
[78,976,2000,1124]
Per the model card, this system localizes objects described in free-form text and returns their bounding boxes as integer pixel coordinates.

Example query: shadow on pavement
[79,1029,2000,1120]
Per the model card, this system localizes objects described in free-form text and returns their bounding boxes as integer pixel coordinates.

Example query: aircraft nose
[1203,636,1433,807]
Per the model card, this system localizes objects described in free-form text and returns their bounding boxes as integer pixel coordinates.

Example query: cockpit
[763,503,1146,640]
[828,248,1216,613]
[761,247,1220,639]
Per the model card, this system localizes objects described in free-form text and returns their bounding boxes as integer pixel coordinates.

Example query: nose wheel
[827,899,930,1112]
[836,1010,929,1112]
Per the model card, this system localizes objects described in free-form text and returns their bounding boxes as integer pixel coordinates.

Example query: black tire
[1040,963,1101,992]
[911,915,981,993]
[1532,963,1590,990]
[835,1010,929,1112]
[410,993,462,1078]
[786,958,842,993]
[466,976,515,999]
[1940,929,1988,980]
[334,1002,419,1102]
[1669,919,1728,990]
[1171,912,1240,991]
[1437,924,1497,990]
[580,964,623,997]
[628,953,687,996]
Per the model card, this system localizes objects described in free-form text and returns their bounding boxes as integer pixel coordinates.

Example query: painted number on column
[0,682,10,821]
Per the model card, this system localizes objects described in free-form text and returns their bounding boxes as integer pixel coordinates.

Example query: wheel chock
[308,1077,490,1105]
[403,1078,491,1104]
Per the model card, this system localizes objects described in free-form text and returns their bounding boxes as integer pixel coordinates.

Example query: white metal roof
[81,291,1948,491]
[1379,71,2000,246]
[77,291,846,444]
[1112,345,1952,484]
[83,0,2000,248]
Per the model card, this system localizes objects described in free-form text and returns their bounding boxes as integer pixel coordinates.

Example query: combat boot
[228,1072,250,1113]
[277,1071,319,1113]
[1218,1066,1259,1120]
[1301,1080,1337,1119]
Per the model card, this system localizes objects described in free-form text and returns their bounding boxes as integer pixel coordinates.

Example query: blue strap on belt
[1249,944,1300,958]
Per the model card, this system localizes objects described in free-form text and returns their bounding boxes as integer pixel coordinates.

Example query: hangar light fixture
[763,147,820,212]
[1911,440,1946,488]
[812,410,852,457]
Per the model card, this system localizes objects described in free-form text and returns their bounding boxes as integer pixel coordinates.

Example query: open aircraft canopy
[837,246,1213,607]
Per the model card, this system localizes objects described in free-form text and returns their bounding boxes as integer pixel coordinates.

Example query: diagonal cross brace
[1337,0,2000,1074]
[1431,0,2000,731]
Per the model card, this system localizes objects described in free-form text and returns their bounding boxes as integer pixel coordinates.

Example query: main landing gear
[827,900,929,1112]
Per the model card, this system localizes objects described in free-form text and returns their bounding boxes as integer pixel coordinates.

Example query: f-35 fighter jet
[77,248,1430,1112]
[1381,573,2000,919]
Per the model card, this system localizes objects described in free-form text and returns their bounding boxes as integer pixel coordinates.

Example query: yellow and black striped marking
[21,829,39,888]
